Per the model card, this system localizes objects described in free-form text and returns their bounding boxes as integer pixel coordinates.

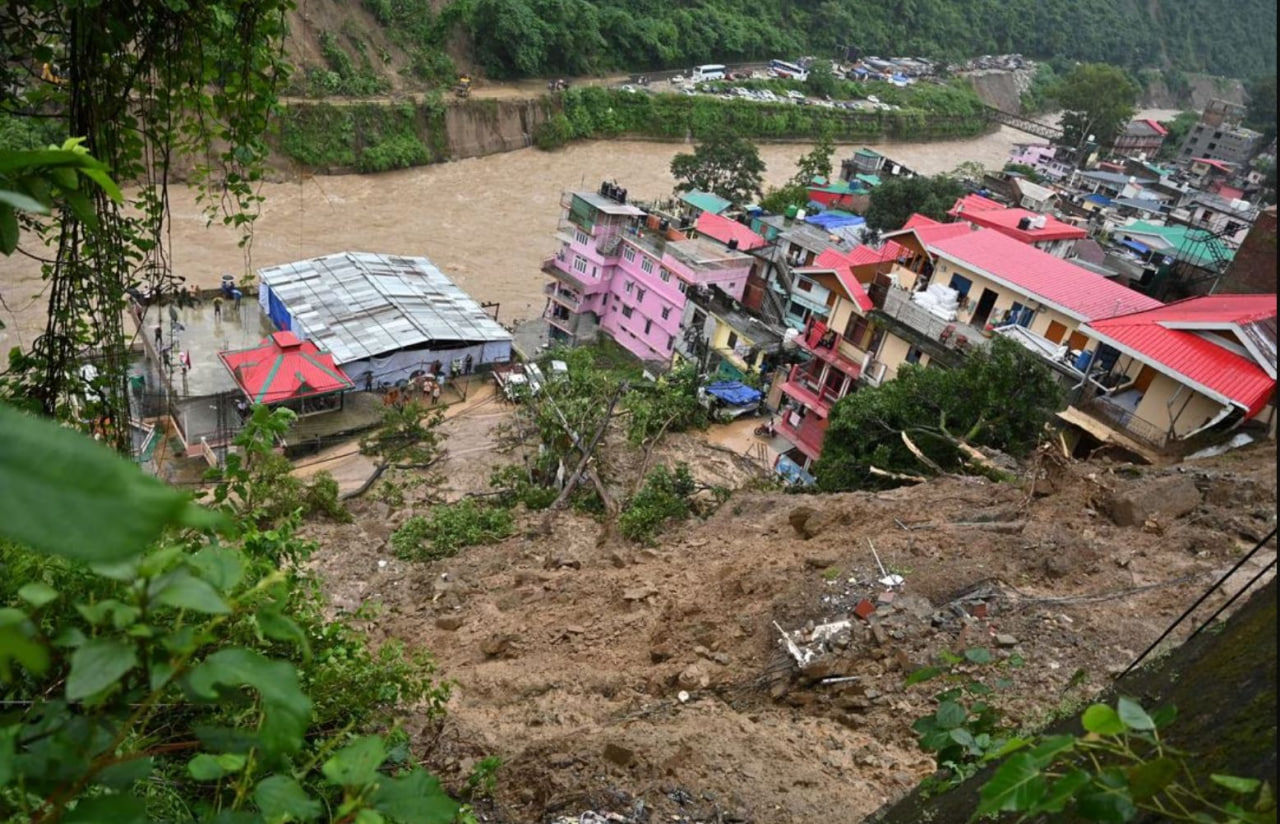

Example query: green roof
[680,190,732,214]
[855,174,882,187]
[1122,221,1236,269]
[808,179,856,195]
[855,148,881,159]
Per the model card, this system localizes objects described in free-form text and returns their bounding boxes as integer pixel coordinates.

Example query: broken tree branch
[901,431,943,474]
[869,465,928,484]
[541,382,628,530]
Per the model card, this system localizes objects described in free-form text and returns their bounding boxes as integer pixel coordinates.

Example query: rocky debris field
[303,440,1276,823]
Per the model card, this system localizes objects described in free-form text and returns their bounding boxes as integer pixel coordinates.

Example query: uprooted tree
[814,336,1064,491]
[670,128,766,205]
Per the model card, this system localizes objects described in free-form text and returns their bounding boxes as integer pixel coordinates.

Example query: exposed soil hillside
[301,423,1277,823]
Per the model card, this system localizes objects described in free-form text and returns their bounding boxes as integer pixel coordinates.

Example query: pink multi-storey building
[541,186,755,364]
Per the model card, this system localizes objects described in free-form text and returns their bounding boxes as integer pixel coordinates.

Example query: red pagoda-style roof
[218,331,354,404]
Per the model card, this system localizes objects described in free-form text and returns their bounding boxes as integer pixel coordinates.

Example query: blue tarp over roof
[1119,239,1151,254]
[805,211,866,229]
[705,381,762,406]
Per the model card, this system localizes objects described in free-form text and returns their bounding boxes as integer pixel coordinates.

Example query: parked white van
[690,64,727,82]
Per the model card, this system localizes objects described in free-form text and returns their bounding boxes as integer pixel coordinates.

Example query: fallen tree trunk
[540,382,627,531]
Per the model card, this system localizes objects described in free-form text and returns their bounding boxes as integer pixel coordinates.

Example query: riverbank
[277,85,993,173]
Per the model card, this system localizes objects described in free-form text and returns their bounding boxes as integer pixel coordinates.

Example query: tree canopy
[670,130,766,205]
[1245,74,1277,143]
[1050,63,1141,150]
[814,337,1064,492]
[864,174,966,234]
[453,0,1276,85]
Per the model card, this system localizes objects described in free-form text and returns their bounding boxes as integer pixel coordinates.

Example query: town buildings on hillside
[539,128,1277,484]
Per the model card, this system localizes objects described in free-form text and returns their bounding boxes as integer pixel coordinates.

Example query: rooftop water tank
[785,205,798,219]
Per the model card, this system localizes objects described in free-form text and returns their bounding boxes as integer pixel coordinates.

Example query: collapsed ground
[299,393,1277,823]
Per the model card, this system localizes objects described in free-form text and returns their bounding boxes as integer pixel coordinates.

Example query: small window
[636,288,647,303]
[660,267,672,282]
[843,314,870,348]
[625,280,634,294]
[623,246,636,263]
[727,331,739,350]
[644,320,652,335]
[678,281,688,294]
[573,256,587,273]
[641,257,655,274]
[668,335,676,349]
[905,346,923,364]
[661,306,671,320]
[796,279,813,292]
[622,305,634,319]
[575,231,589,245]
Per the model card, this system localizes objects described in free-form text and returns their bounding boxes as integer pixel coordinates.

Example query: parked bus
[690,64,727,82]
[768,59,808,81]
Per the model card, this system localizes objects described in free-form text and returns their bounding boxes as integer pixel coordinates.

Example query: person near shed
[463,353,474,375]
[431,381,441,406]
[212,295,223,321]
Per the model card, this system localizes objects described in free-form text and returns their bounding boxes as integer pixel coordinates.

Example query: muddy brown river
[0,111,1177,349]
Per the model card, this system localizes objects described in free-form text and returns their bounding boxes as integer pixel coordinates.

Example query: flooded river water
[0,110,1177,348]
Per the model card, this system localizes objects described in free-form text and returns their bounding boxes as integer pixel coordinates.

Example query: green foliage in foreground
[815,337,1063,492]
[279,99,447,171]
[0,402,463,823]
[977,698,1275,822]
[391,499,515,561]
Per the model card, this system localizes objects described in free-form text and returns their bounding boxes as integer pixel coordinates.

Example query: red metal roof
[1085,297,1277,415]
[695,211,768,251]
[927,229,1161,323]
[885,213,973,245]
[802,248,874,312]
[1143,119,1169,136]
[846,240,907,267]
[949,194,1004,216]
[219,331,355,404]
[951,202,1087,244]
[1192,157,1235,173]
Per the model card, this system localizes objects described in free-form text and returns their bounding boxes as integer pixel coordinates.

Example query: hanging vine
[0,0,293,453]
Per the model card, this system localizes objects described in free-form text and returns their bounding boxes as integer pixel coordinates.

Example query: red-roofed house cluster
[541,163,1276,485]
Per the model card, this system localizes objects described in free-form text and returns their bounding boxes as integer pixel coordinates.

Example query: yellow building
[1065,295,1276,452]
[866,227,1161,382]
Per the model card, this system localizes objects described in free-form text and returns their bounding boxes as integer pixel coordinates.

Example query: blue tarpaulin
[705,381,762,406]
[1120,239,1151,255]
[805,211,866,230]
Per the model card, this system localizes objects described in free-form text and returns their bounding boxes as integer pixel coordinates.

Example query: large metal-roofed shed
[257,252,513,388]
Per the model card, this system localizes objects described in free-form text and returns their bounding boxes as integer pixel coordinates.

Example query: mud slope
[306,443,1276,823]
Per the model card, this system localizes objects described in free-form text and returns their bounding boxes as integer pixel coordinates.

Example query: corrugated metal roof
[927,229,1161,323]
[679,190,732,215]
[1086,298,1276,415]
[258,252,512,366]
[695,211,768,250]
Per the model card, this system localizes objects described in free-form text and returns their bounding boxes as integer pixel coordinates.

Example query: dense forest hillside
[452,0,1276,80]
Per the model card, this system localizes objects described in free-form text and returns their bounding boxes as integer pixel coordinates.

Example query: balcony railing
[543,281,581,307]
[798,319,865,377]
[877,288,991,352]
[779,364,846,414]
[1076,385,1170,449]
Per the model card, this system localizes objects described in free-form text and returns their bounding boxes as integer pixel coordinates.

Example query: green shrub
[619,463,696,544]
[358,133,431,172]
[391,499,515,561]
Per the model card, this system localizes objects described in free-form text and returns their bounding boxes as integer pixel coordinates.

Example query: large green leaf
[322,736,387,788]
[0,404,221,563]
[372,768,460,823]
[1081,703,1126,736]
[66,638,137,700]
[149,568,231,614]
[256,775,323,822]
[0,609,49,680]
[1210,774,1263,794]
[0,204,17,255]
[934,700,967,730]
[1031,768,1092,814]
[976,752,1048,815]
[0,189,49,213]
[1128,756,1179,802]
[1117,697,1155,731]
[186,649,311,756]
